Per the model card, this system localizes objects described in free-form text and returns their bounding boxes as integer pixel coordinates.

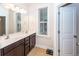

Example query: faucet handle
[5,35,9,39]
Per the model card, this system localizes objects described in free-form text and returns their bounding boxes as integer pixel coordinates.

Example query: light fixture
[15,7,20,12]
[3,4,27,14]
[20,8,27,14]
[3,4,15,10]
[4,5,10,9]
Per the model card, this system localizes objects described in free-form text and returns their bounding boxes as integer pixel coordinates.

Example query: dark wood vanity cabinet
[0,49,4,56]
[0,33,36,56]
[24,33,36,55]
[3,39,24,56]
[5,43,24,56]
[24,36,30,55]
[30,33,36,51]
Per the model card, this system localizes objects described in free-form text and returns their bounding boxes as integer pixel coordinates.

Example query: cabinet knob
[74,35,77,38]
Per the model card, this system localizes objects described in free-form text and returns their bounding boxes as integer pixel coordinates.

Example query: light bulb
[3,4,15,11]
[15,7,20,12]
[4,5,10,9]
[20,8,27,14]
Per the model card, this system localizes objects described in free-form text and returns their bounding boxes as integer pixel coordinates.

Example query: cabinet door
[4,48,16,56]
[25,45,30,55]
[30,33,36,50]
[30,38,33,50]
[32,37,35,48]
[15,43,24,56]
[32,34,36,48]
[4,43,24,56]
[32,38,34,48]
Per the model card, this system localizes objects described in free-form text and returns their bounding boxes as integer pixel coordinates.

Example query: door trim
[57,3,73,56]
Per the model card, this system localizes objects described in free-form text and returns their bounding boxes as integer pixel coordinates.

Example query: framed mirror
[16,12,21,32]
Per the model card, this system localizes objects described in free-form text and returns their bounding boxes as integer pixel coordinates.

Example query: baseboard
[35,44,53,50]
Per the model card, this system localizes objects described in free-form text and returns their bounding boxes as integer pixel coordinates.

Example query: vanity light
[23,10,27,14]
[3,4,27,14]
[8,4,15,10]
[4,4,15,10]
[11,6,16,11]
[4,5,10,9]
[19,8,24,13]
[15,7,20,12]
[20,8,27,14]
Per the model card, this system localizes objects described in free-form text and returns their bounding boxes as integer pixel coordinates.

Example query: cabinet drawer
[0,49,4,56]
[25,37,29,41]
[4,48,16,56]
[25,43,29,48]
[3,39,24,55]
[25,46,30,55]
[25,40,29,45]
[30,33,36,39]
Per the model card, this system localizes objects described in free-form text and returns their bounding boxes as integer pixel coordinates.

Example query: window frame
[38,7,48,35]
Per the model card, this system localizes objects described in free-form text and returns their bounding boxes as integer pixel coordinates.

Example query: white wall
[21,13,29,33]
[8,10,15,34]
[27,3,66,56]
[27,3,55,50]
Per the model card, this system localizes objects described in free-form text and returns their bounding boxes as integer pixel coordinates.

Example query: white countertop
[0,32,35,49]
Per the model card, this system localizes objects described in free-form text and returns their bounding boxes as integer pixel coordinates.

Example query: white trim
[35,44,53,50]
[38,7,48,35]
[55,3,71,56]
[37,34,48,37]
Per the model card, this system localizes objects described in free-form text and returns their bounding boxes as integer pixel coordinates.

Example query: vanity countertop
[0,32,35,49]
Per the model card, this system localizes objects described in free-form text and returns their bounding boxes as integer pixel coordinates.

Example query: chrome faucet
[5,35,9,39]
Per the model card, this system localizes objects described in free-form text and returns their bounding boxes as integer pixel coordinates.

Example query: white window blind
[39,7,48,35]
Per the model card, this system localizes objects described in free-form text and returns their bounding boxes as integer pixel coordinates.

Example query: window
[16,13,21,32]
[39,7,48,35]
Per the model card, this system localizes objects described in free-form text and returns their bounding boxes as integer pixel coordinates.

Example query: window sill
[37,34,49,37]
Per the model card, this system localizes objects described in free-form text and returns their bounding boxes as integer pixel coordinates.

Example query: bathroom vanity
[0,4,36,56]
[0,33,36,56]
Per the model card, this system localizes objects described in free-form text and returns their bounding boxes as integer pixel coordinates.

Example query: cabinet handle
[74,35,77,38]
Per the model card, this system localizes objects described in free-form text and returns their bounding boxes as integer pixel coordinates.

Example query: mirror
[0,4,28,36]
[7,9,22,35]
[8,9,21,34]
[16,13,21,32]
[0,16,6,36]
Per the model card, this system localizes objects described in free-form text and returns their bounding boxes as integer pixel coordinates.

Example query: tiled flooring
[28,47,51,56]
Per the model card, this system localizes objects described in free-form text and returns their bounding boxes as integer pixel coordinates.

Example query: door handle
[76,42,79,46]
[58,31,60,34]
[74,35,77,38]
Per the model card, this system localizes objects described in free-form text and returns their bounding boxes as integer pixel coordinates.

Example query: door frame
[57,3,73,56]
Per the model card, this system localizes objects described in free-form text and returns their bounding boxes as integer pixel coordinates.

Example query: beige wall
[27,3,54,49]
[8,10,15,34]
[21,13,29,33]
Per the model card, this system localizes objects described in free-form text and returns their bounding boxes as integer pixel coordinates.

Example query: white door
[60,7,76,56]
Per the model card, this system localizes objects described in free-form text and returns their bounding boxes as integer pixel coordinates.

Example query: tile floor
[28,47,52,56]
